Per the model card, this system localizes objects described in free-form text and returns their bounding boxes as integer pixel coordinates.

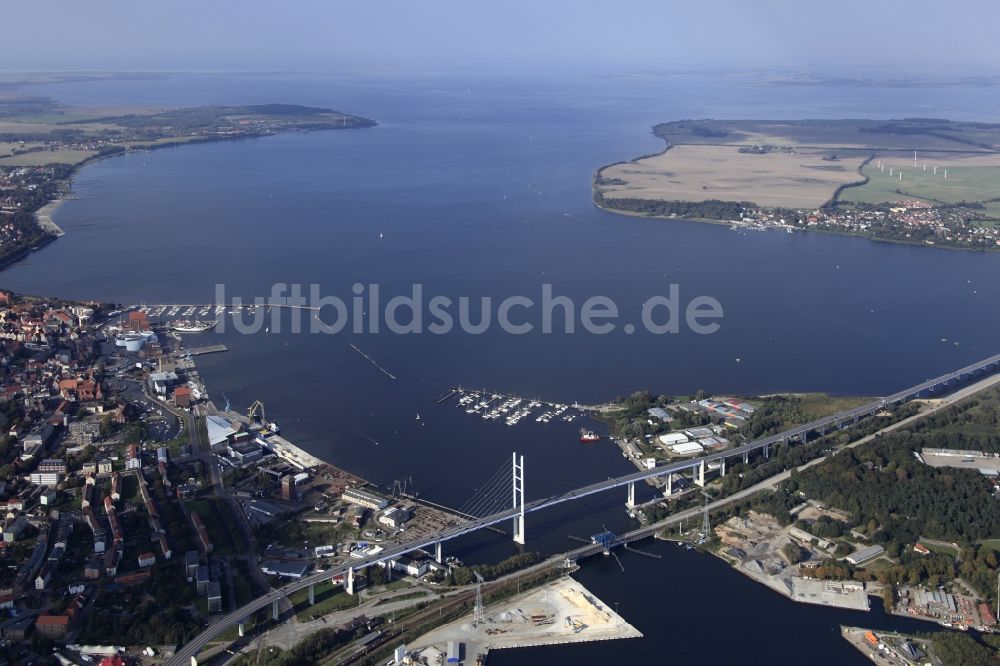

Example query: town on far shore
[595,118,1000,250]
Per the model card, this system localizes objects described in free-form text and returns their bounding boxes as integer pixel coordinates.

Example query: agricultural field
[597,118,1000,212]
[842,151,1000,206]
[598,144,868,209]
[0,148,97,166]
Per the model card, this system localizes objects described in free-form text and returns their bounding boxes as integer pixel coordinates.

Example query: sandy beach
[35,199,68,237]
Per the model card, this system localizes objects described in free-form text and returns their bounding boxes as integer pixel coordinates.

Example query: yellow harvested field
[599,145,867,209]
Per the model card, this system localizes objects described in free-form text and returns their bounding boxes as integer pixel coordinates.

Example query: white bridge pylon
[512,452,525,545]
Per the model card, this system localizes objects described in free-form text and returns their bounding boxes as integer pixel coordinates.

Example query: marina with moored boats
[440,387,594,429]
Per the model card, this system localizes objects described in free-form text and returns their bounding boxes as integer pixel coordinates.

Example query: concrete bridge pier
[346,567,355,595]
[435,541,443,564]
[386,559,394,582]
[271,599,279,621]
[720,457,726,477]
[308,582,315,606]
[238,621,245,638]
[191,658,199,666]
[663,473,673,497]
[695,461,705,487]
[742,451,749,465]
[763,443,770,459]
[626,481,636,508]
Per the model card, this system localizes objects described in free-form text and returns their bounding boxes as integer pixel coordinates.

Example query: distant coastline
[0,102,376,270]
[594,118,1000,251]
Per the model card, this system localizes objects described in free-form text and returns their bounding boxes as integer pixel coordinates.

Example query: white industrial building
[378,506,412,529]
[669,441,704,456]
[206,415,238,449]
[658,432,689,447]
[342,487,389,510]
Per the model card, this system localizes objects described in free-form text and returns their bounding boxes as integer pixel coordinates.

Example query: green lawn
[977,539,1000,551]
[291,580,359,621]
[919,540,960,558]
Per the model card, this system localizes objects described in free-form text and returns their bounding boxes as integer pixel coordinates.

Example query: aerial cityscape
[4,2,1000,665]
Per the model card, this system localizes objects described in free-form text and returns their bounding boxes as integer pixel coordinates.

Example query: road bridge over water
[170,350,1000,665]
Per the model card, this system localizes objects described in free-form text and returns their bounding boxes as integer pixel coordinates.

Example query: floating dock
[448,387,592,428]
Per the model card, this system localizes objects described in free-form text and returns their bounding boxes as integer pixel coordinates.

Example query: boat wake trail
[348,343,397,380]
[312,314,397,380]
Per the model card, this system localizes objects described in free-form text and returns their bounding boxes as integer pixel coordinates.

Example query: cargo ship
[170,319,217,333]
[579,428,600,443]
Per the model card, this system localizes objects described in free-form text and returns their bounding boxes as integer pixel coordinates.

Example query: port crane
[248,400,280,434]
[248,400,267,424]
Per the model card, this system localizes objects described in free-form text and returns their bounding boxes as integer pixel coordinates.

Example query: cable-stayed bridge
[170,350,1000,665]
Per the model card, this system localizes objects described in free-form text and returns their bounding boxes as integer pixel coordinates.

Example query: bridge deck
[167,350,1000,665]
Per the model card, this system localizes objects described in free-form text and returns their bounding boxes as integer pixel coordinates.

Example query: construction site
[714,511,870,612]
[402,576,641,664]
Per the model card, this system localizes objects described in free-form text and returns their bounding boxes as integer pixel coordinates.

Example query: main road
[168,350,1000,665]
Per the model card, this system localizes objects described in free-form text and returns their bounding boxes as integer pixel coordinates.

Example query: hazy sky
[3,0,999,75]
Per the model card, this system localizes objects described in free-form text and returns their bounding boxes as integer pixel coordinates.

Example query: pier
[188,344,228,356]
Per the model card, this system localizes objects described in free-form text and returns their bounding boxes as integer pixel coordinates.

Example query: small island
[0,97,375,268]
[594,118,1000,250]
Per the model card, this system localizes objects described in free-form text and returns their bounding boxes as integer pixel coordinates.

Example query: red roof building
[35,614,70,637]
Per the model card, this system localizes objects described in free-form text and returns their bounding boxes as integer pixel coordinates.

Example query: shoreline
[34,198,68,237]
[407,575,641,662]
[8,122,375,273]
[595,196,1000,252]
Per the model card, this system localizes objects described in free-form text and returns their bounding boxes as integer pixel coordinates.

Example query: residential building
[30,471,61,486]
[196,565,210,594]
[38,458,67,475]
[206,581,222,613]
[184,550,200,580]
[68,420,101,447]
[174,385,192,408]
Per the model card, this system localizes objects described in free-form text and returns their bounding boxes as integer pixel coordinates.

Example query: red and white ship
[579,428,601,443]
